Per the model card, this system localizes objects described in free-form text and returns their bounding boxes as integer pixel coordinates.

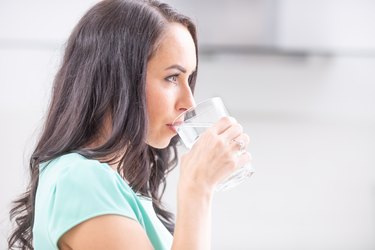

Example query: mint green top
[33,153,173,250]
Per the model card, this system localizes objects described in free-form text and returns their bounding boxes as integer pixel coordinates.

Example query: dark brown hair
[8,0,198,248]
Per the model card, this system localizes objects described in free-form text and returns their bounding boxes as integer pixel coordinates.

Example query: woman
[9,0,251,249]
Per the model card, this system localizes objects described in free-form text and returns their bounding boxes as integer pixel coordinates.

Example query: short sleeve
[47,159,142,246]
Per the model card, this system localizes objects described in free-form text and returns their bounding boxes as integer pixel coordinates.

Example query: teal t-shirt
[33,153,173,249]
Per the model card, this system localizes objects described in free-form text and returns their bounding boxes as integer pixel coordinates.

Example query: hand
[178,116,251,195]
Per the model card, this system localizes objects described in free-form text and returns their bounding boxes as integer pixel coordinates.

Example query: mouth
[167,121,183,133]
[166,124,178,133]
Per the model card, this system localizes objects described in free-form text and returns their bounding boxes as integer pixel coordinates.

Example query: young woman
[9,0,251,249]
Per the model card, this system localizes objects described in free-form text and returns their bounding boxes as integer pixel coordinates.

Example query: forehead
[150,22,196,71]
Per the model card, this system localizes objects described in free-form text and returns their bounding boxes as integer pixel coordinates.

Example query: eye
[166,74,179,85]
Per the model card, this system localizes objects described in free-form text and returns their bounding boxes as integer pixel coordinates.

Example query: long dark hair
[8,0,198,248]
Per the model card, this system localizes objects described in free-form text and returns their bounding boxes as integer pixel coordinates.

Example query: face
[145,23,196,148]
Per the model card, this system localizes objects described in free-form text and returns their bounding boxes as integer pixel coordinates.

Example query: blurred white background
[1,0,374,249]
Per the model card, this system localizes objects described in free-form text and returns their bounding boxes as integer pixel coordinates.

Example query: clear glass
[173,97,255,191]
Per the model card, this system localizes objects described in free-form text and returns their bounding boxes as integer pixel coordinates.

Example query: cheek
[146,81,173,109]
[146,83,169,123]
[147,96,169,124]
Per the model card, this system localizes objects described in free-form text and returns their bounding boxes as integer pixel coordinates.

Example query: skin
[59,22,251,250]
[145,22,196,148]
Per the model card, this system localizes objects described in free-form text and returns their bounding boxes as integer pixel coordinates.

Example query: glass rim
[172,96,223,124]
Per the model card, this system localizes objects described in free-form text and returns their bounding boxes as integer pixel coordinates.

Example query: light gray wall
[1,1,374,249]
[166,55,375,249]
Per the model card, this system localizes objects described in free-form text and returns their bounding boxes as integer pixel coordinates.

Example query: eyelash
[166,74,179,85]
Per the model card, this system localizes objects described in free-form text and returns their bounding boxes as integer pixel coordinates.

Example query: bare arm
[172,117,250,250]
[58,215,154,250]
[171,184,213,250]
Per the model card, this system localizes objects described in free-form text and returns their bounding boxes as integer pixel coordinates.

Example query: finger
[220,122,243,142]
[236,151,253,169]
[231,138,245,152]
[232,133,250,150]
[210,116,236,135]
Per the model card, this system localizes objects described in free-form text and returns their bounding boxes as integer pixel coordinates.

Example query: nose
[176,84,195,112]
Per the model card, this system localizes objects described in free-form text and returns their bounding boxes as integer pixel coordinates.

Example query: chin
[147,138,173,149]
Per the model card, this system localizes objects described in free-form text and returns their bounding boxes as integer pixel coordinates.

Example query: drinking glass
[173,97,254,191]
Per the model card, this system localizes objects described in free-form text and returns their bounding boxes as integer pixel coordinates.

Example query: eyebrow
[165,64,187,73]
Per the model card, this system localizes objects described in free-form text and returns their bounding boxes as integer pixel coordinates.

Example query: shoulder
[44,153,138,208]
[41,153,125,193]
[37,153,145,246]
[44,152,114,178]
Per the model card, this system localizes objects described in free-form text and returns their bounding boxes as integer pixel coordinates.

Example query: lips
[167,120,183,133]
[166,124,176,133]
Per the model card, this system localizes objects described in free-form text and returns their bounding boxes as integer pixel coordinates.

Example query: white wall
[1,1,374,249]
[278,0,375,51]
